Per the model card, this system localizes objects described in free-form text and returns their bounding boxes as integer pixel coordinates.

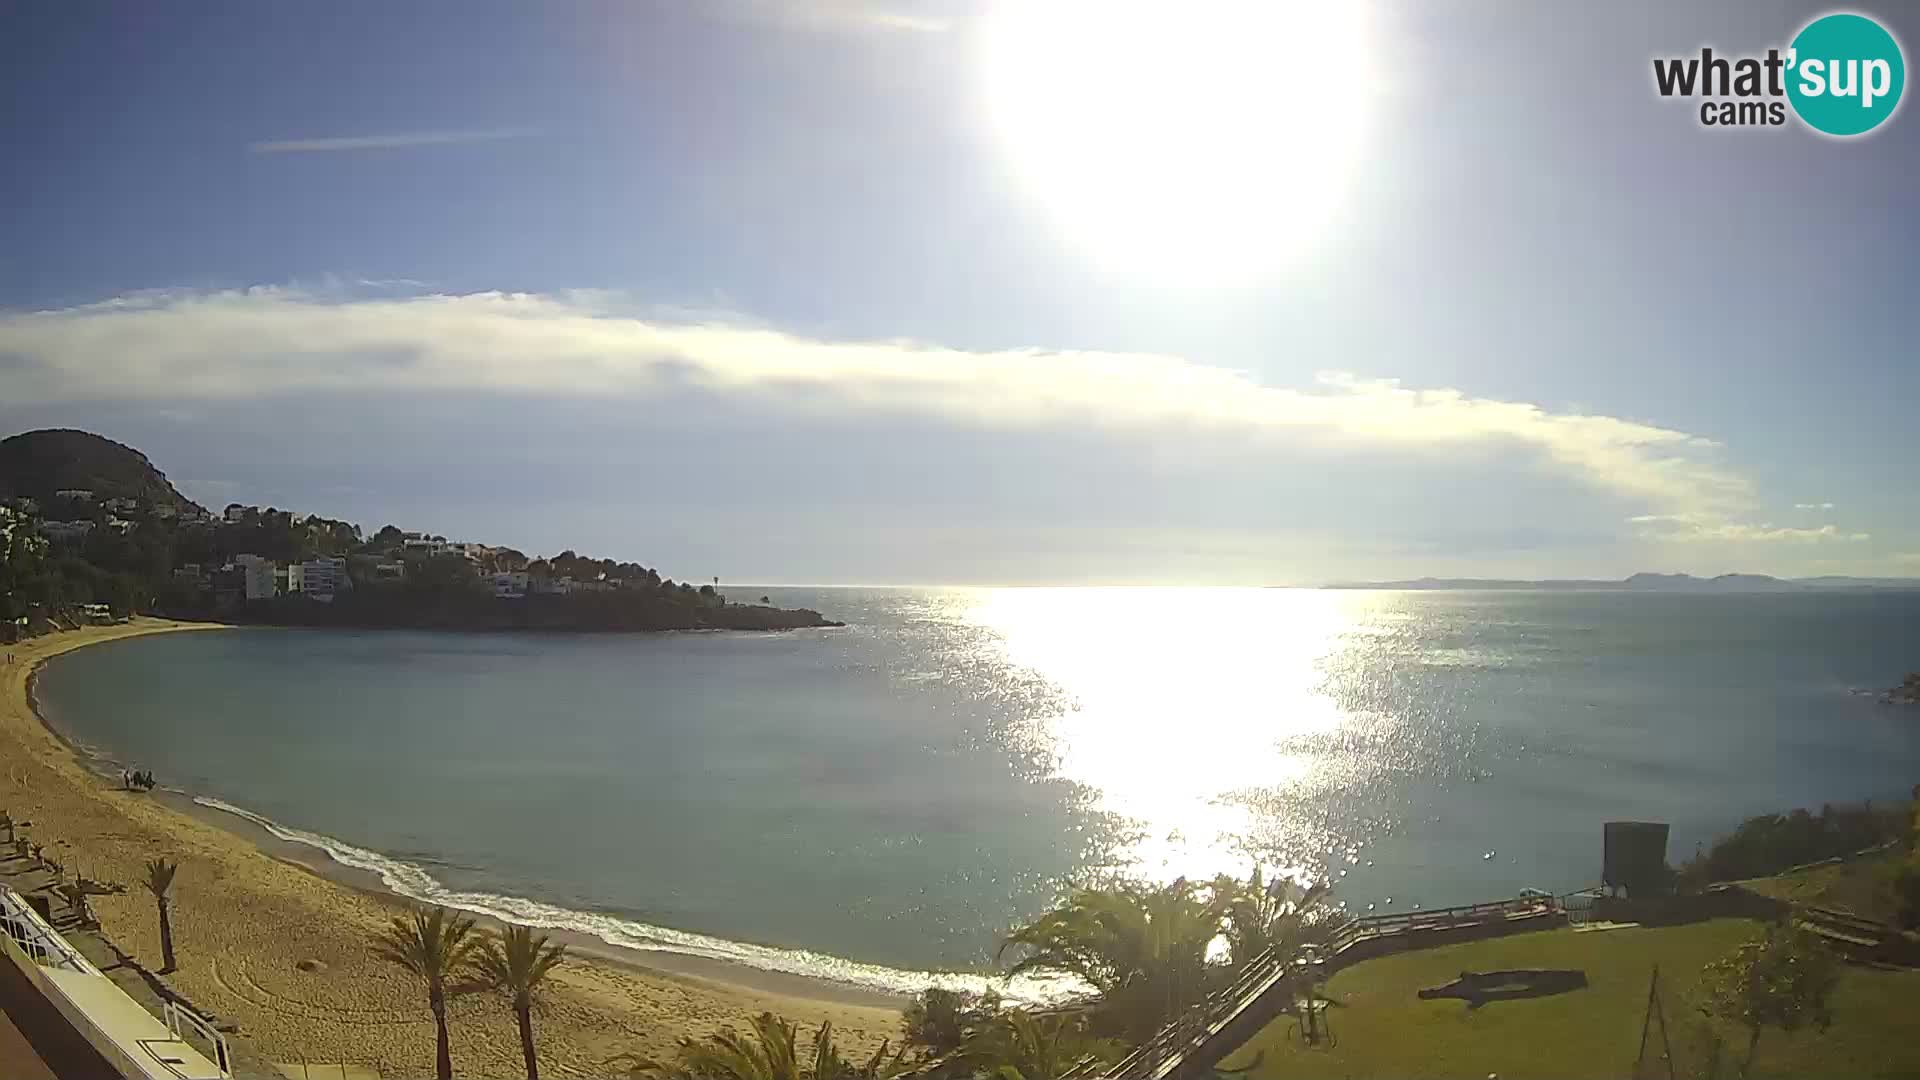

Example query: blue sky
[3,0,1917,584]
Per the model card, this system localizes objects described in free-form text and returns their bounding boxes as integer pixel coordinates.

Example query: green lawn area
[1221,919,1920,1080]
[1738,850,1906,924]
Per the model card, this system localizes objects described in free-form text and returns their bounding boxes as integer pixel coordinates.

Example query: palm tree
[614,1011,909,1080]
[472,925,567,1080]
[141,857,179,973]
[958,1011,1106,1080]
[372,906,482,1080]
[1000,877,1223,1041]
[1210,866,1331,967]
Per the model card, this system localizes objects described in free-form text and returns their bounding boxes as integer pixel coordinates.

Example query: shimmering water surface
[38,588,1920,993]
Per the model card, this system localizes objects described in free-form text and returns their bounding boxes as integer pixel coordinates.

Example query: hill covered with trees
[0,429,204,513]
[1,428,837,637]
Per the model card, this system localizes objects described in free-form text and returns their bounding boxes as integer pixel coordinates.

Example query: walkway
[1083,895,1569,1080]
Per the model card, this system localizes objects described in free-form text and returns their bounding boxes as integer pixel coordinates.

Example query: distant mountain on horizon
[1325,572,1920,592]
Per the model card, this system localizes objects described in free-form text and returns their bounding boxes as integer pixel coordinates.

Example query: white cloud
[1792,502,1835,511]
[249,129,538,154]
[1630,514,1869,544]
[2,286,1756,521]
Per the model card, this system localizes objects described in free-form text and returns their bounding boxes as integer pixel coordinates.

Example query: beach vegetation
[141,856,179,973]
[472,924,568,1080]
[371,905,484,1080]
[954,1010,1113,1080]
[613,1011,912,1080]
[901,987,1005,1055]
[999,870,1327,1042]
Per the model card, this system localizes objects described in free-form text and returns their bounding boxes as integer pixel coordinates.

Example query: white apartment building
[234,554,276,601]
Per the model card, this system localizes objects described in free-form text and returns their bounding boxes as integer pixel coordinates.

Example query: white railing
[0,884,100,974]
[164,999,232,1077]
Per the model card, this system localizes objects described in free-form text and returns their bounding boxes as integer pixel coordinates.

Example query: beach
[1,620,903,1078]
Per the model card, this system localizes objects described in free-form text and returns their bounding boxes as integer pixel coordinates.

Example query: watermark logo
[1653,11,1905,136]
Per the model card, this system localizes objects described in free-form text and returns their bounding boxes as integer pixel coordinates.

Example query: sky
[2,0,1917,585]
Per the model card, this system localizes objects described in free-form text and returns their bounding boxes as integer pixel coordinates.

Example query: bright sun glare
[982,0,1377,283]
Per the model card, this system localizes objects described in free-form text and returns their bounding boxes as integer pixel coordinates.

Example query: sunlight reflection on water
[963,587,1411,888]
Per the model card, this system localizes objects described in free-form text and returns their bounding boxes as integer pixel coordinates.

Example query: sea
[34,587,1920,999]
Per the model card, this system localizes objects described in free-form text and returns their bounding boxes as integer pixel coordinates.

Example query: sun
[980,0,1378,284]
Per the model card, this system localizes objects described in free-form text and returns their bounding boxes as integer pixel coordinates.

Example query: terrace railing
[1,883,101,974]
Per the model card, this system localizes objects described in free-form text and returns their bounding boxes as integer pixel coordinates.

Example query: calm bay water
[36,588,1920,995]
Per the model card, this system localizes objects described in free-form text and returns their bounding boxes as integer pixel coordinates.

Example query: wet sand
[1,620,903,1077]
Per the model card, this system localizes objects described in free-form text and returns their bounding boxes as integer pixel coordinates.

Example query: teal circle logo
[1786,13,1905,136]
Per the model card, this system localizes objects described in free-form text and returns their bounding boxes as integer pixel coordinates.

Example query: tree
[1700,924,1839,1076]
[1210,866,1330,966]
[999,872,1327,1043]
[614,1011,909,1080]
[372,906,483,1080]
[472,925,568,1080]
[957,1011,1107,1080]
[902,987,1004,1056]
[142,857,179,972]
[413,553,483,589]
[999,877,1223,1041]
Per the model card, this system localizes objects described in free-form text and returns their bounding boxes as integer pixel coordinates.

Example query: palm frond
[142,857,177,900]
[370,906,480,985]
[471,923,568,999]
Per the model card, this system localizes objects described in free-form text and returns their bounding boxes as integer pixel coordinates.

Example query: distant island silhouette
[1324,572,1920,592]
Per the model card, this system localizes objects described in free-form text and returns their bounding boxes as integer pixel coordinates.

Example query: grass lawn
[1221,919,1920,1080]
[1737,850,1907,924]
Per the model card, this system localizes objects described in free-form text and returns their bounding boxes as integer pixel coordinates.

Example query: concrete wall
[0,930,125,1078]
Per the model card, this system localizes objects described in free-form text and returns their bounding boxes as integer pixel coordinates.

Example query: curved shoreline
[2,620,905,1076]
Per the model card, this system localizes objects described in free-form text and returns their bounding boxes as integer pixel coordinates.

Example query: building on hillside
[372,561,406,581]
[492,571,529,598]
[54,488,94,501]
[38,520,94,542]
[299,556,349,602]
[103,496,138,512]
[211,567,245,609]
[234,554,277,601]
[80,603,113,624]
[571,578,615,593]
[223,504,260,523]
[151,504,178,520]
[402,537,447,558]
[285,562,306,594]
[105,516,134,534]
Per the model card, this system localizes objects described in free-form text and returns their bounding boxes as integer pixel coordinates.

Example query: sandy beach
[1,620,903,1077]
